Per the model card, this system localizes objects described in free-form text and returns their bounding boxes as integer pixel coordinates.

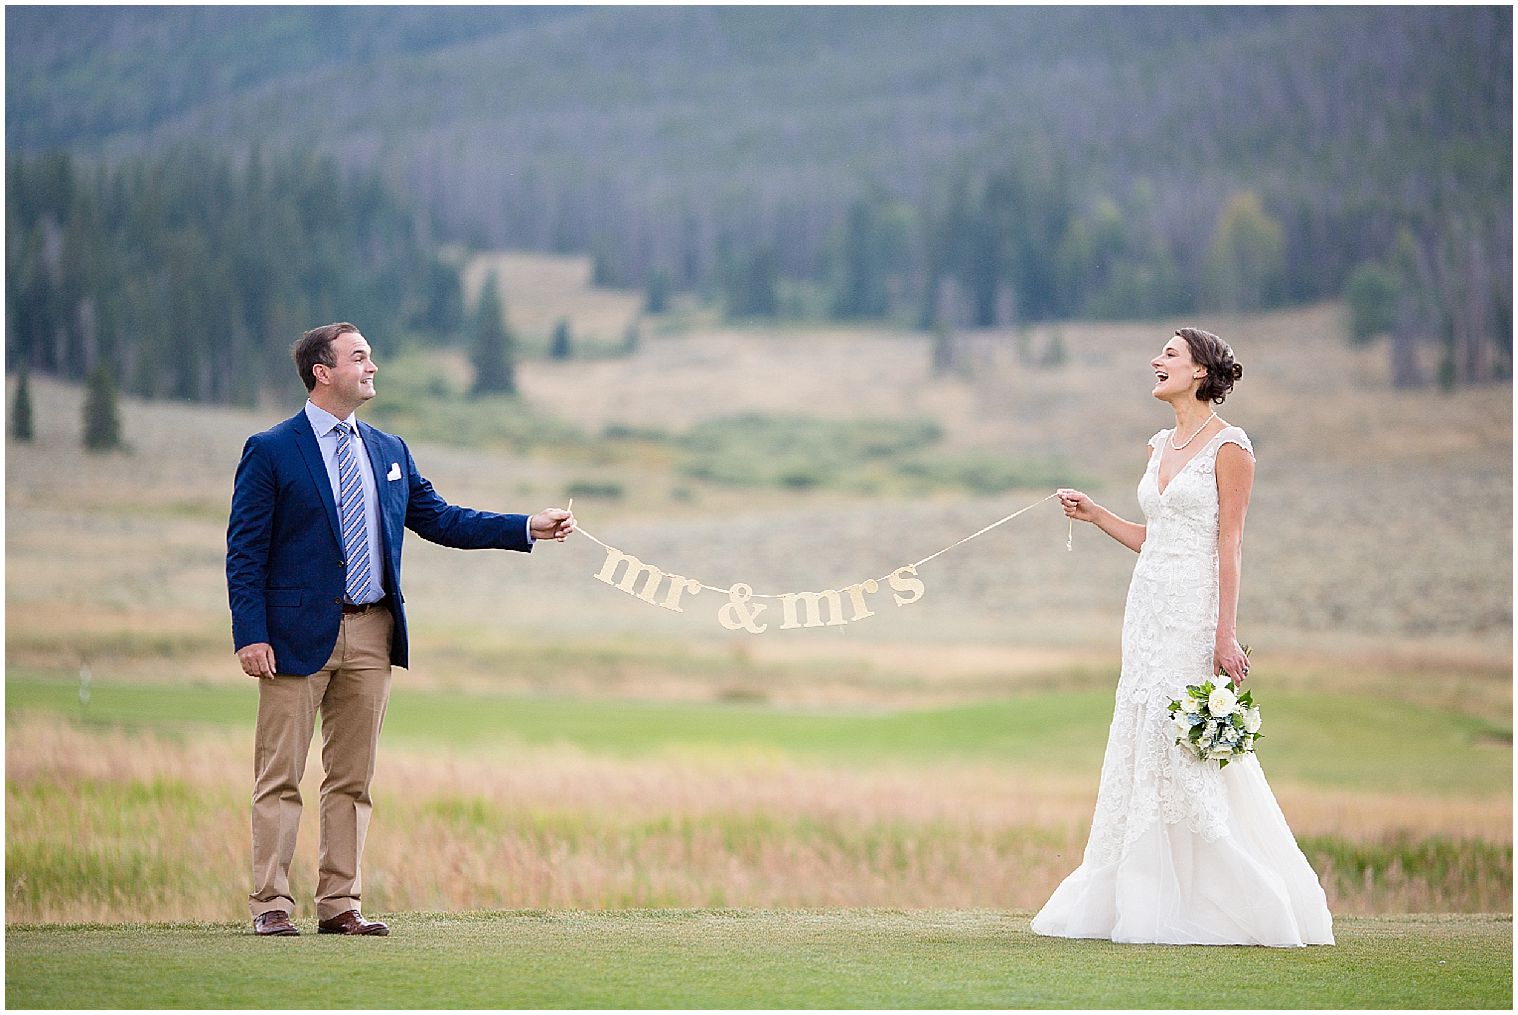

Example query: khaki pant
[249,607,393,920]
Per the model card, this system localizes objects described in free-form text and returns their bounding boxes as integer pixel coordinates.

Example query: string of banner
[569,491,1070,634]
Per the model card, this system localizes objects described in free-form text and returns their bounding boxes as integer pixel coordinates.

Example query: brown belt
[341,600,385,615]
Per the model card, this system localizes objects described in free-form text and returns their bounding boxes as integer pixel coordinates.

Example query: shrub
[1345,261,1399,344]
[12,366,34,442]
[83,364,121,451]
[565,480,624,500]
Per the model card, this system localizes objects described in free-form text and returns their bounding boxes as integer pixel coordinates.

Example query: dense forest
[5,149,463,403]
[5,6,1512,398]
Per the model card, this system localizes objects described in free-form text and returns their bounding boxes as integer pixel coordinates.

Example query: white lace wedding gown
[1031,426,1334,946]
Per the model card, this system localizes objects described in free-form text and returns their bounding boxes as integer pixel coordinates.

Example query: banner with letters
[572,492,1066,634]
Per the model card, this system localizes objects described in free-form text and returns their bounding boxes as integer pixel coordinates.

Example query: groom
[227,322,574,936]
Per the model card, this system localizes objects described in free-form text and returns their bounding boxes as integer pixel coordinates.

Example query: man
[227,322,574,937]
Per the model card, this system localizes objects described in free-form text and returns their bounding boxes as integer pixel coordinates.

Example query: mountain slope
[6,8,1510,301]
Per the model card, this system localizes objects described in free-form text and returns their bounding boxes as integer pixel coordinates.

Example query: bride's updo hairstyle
[1175,327,1243,404]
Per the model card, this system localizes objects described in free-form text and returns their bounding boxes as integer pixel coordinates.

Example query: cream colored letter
[887,565,926,607]
[842,579,879,622]
[779,589,847,629]
[660,576,702,613]
[594,547,669,604]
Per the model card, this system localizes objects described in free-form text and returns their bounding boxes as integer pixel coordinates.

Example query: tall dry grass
[7,717,1508,924]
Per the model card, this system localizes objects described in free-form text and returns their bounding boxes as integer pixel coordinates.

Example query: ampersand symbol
[717,582,768,634]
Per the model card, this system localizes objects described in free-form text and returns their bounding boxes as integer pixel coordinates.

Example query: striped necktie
[333,423,373,604]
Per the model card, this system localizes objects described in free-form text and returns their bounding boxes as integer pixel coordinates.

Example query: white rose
[1182,696,1202,715]
[1208,747,1233,761]
[1244,707,1262,734]
[1207,686,1237,717]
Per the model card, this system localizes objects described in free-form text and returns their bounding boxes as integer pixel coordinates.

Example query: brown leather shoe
[253,910,299,936]
[318,910,389,936]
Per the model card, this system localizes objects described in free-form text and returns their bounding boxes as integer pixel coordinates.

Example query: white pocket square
[386,463,402,481]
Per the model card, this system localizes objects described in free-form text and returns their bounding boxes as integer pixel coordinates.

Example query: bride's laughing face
[1151,338,1201,401]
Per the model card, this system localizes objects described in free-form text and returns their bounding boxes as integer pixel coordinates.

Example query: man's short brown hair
[291,322,360,392]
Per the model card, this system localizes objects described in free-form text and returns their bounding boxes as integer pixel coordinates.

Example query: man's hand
[530,507,576,542]
[238,642,277,679]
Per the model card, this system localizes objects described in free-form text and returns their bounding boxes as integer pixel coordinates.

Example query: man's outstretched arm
[401,442,574,548]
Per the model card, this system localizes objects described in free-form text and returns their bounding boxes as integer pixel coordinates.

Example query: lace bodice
[1088,425,1256,863]
[1138,425,1255,563]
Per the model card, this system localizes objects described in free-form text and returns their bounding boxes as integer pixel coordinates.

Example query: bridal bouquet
[1167,669,1261,768]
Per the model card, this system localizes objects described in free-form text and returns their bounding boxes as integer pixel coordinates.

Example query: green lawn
[7,673,1510,796]
[5,910,1510,1008]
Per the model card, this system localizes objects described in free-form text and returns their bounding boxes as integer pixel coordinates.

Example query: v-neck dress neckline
[1155,425,1227,497]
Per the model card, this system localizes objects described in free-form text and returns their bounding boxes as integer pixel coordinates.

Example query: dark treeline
[811,163,1512,386]
[700,156,1511,386]
[5,148,464,404]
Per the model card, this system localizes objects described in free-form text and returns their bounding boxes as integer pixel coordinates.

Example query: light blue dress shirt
[304,401,387,604]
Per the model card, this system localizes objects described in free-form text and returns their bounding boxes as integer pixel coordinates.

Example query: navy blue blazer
[227,410,532,675]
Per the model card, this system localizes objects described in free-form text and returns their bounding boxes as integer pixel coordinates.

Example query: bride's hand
[1215,638,1249,689]
[1056,488,1100,523]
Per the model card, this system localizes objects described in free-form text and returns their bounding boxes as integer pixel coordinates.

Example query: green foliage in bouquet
[1167,648,1261,768]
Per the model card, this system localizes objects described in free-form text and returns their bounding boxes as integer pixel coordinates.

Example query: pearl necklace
[1169,410,1218,450]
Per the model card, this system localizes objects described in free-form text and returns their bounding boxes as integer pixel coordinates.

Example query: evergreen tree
[1041,328,1067,368]
[921,164,1072,326]
[414,258,464,337]
[645,267,671,314]
[470,274,516,396]
[930,323,957,375]
[723,247,778,319]
[11,365,34,442]
[549,318,573,360]
[829,190,909,319]
[82,362,121,451]
[591,248,617,287]
[1344,261,1399,344]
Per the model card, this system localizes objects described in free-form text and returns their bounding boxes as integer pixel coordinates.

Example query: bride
[1032,327,1334,947]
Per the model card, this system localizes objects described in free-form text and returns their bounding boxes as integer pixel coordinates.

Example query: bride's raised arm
[1056,487,1145,554]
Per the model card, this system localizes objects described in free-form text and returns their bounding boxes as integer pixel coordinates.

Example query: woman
[1032,327,1333,947]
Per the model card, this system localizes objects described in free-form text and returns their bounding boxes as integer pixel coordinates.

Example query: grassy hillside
[4,7,574,151]
[8,278,1511,650]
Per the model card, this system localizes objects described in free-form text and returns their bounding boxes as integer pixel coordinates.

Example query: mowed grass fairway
[6,911,1511,1009]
